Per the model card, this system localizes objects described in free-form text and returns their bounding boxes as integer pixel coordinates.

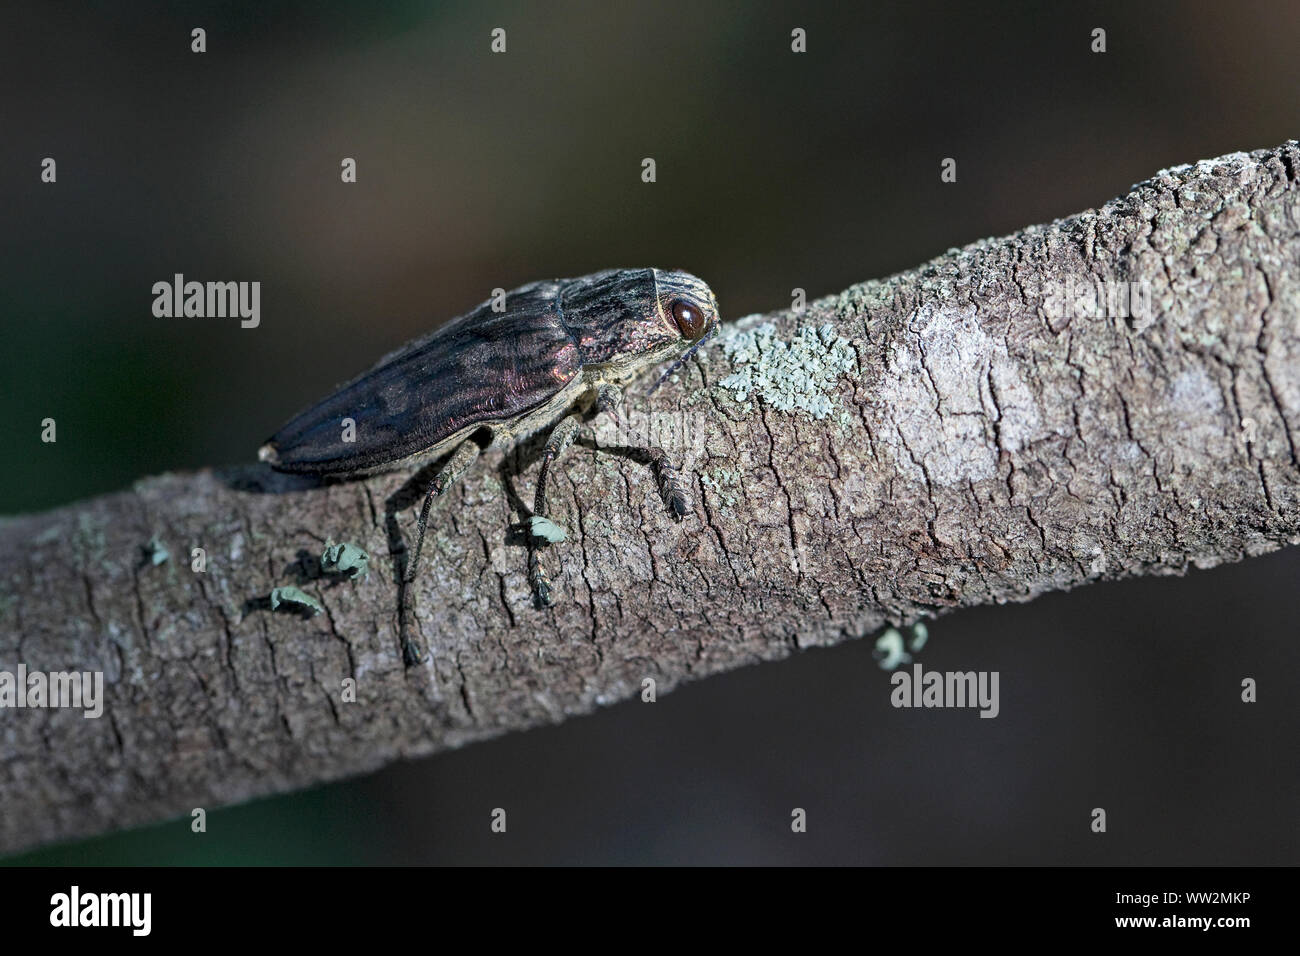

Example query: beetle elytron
[259,267,719,616]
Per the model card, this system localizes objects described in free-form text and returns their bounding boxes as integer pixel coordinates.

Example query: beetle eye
[670,299,707,339]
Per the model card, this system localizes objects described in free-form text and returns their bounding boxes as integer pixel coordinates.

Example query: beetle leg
[647,447,691,520]
[529,413,581,606]
[596,383,690,521]
[595,382,623,424]
[405,438,481,584]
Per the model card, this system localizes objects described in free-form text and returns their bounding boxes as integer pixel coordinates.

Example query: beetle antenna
[648,323,718,395]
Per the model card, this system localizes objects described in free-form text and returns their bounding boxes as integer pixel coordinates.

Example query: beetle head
[560,268,719,385]
[646,269,721,394]
[653,268,719,345]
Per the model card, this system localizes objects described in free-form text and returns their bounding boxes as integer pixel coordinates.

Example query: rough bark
[3,142,1299,856]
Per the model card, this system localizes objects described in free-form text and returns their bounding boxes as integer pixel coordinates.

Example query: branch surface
[3,142,1299,855]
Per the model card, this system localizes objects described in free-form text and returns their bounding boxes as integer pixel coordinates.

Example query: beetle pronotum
[259,267,719,626]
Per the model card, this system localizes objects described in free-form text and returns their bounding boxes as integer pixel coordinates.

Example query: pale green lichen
[270,586,323,616]
[873,622,931,670]
[908,622,929,652]
[700,467,742,510]
[529,515,567,544]
[874,628,908,670]
[143,536,170,566]
[717,322,856,418]
[320,539,370,580]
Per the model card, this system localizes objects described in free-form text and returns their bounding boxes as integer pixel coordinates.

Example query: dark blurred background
[3,0,1297,864]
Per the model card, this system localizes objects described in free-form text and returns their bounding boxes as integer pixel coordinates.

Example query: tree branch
[4,142,1299,856]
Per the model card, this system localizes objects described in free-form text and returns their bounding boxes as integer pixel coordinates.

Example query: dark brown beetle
[259,268,719,630]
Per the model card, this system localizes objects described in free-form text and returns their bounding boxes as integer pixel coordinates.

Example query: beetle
[259,267,719,617]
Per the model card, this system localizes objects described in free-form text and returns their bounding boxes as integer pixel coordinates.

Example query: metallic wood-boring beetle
[259,267,719,610]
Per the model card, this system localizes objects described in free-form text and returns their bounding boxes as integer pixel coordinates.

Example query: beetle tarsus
[393,567,425,666]
[529,549,555,608]
[648,447,691,521]
[668,489,690,519]
[401,634,423,666]
[595,382,624,426]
